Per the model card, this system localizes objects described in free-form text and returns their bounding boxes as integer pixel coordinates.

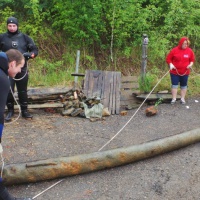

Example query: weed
[155,98,163,108]
[139,72,157,92]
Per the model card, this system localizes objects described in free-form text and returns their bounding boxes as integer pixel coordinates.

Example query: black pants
[6,70,29,111]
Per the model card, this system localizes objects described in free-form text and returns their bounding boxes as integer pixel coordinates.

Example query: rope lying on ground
[32,70,170,199]
[11,66,200,198]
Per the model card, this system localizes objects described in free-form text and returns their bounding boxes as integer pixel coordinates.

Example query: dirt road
[3,97,200,200]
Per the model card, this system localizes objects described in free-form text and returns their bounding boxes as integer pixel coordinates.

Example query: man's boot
[21,110,33,119]
[0,182,32,200]
[5,103,14,122]
[20,102,33,119]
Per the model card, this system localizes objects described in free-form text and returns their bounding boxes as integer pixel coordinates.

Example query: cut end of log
[145,106,158,116]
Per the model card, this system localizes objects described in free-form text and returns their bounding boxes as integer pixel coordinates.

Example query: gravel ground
[3,97,200,200]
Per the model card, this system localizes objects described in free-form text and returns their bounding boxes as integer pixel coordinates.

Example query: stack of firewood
[60,89,110,118]
[22,87,110,119]
[60,89,86,117]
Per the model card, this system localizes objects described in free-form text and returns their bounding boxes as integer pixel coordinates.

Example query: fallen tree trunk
[3,128,200,185]
[14,87,73,104]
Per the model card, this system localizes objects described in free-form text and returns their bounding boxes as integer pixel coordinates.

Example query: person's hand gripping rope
[187,62,193,69]
[169,63,176,70]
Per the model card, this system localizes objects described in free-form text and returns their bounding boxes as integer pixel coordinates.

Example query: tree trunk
[3,128,200,185]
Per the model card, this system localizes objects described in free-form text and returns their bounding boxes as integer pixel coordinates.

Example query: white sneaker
[180,99,186,104]
[171,99,176,105]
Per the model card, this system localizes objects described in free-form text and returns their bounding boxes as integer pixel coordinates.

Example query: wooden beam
[71,73,85,77]
[2,128,200,186]
[5,103,64,110]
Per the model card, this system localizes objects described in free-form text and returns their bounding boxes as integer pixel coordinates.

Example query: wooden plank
[120,75,139,107]
[121,82,139,89]
[108,72,114,114]
[101,71,106,102]
[120,99,138,106]
[27,87,72,96]
[102,71,111,111]
[120,91,135,101]
[83,70,90,96]
[71,73,85,77]
[87,71,94,98]
[7,103,64,110]
[97,71,103,98]
[121,76,138,82]
[112,72,116,115]
[136,93,181,100]
[28,103,64,109]
[83,70,121,114]
[115,72,121,114]
[93,70,102,97]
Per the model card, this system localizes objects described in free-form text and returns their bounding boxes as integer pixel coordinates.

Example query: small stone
[120,111,128,116]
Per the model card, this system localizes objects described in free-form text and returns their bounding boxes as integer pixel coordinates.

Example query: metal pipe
[3,128,200,185]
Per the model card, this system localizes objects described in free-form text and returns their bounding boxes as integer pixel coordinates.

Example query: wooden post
[74,50,80,88]
[141,34,149,81]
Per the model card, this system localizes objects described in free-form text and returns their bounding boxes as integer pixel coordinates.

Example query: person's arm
[187,62,193,69]
[23,34,38,60]
[0,68,10,152]
[0,34,4,51]
[187,50,195,69]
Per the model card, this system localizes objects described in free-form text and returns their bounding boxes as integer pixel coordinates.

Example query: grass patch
[27,57,200,98]
[28,58,84,87]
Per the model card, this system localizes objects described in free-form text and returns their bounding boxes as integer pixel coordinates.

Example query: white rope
[190,67,200,76]
[174,68,189,76]
[0,153,4,179]
[12,69,27,81]
[32,179,63,199]
[98,70,170,151]
[5,62,29,124]
[4,79,21,125]
[174,67,200,76]
[32,70,170,198]
[15,67,200,198]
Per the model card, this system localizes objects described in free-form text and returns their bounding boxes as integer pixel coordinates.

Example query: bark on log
[14,87,73,103]
[3,128,200,185]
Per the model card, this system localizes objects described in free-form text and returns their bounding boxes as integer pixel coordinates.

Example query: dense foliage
[0,0,200,88]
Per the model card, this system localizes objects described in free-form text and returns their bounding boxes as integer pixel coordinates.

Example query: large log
[13,87,73,103]
[3,128,200,185]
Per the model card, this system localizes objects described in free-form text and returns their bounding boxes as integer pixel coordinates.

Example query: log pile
[60,89,110,119]
[60,89,86,117]
[24,87,111,119]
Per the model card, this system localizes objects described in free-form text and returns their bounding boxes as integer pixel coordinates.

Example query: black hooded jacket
[0,52,10,126]
[0,31,38,72]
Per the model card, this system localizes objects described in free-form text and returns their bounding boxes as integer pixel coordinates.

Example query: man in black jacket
[0,17,38,121]
[0,49,31,200]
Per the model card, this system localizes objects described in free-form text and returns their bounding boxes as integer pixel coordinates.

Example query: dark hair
[5,49,24,66]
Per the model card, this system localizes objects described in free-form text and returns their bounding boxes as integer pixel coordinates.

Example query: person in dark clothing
[0,16,38,121]
[0,49,31,200]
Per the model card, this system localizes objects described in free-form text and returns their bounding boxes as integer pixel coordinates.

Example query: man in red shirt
[166,37,195,104]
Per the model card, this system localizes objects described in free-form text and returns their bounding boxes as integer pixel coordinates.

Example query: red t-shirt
[166,37,195,75]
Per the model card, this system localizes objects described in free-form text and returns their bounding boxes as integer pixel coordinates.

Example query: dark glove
[23,52,34,60]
